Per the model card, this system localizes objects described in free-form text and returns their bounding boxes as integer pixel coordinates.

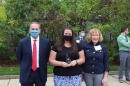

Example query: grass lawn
[109,65,119,71]
[0,65,119,75]
[0,65,54,75]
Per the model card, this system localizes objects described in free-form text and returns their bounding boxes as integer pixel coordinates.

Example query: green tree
[90,0,130,64]
[0,0,8,59]
[1,0,129,65]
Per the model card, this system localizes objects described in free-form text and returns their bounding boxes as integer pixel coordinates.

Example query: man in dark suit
[75,29,87,47]
[16,22,51,86]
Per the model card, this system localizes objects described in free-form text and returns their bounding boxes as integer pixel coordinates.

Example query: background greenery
[0,0,130,65]
[0,65,119,75]
[0,65,54,75]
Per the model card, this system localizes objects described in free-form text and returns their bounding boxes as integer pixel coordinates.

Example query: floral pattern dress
[54,74,82,86]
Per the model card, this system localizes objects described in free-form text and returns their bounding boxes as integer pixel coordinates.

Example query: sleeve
[52,45,58,52]
[16,40,23,64]
[77,43,83,52]
[103,45,109,72]
[117,36,130,47]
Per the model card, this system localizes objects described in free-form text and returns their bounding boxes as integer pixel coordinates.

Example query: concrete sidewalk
[0,74,130,86]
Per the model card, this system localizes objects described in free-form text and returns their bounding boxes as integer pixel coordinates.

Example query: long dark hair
[55,27,78,52]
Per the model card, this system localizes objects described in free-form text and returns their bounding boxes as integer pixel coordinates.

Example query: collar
[31,36,39,41]
[89,41,100,46]
[121,33,126,37]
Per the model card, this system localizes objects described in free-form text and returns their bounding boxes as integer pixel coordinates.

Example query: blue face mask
[81,33,85,37]
[30,30,39,38]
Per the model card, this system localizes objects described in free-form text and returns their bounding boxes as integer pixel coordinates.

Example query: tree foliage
[0,0,130,64]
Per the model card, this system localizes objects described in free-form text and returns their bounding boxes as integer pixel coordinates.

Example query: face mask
[63,35,73,41]
[81,33,85,37]
[30,30,39,38]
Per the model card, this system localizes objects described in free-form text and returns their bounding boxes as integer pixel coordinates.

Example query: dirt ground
[0,60,19,66]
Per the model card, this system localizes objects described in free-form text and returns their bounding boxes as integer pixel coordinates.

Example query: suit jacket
[83,42,109,74]
[75,36,87,47]
[16,36,51,84]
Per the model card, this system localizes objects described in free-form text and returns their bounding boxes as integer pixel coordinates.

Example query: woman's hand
[102,76,108,86]
[70,60,77,66]
[61,60,77,67]
[61,62,69,67]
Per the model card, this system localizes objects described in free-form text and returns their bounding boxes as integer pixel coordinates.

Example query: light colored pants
[118,51,130,80]
[84,73,103,86]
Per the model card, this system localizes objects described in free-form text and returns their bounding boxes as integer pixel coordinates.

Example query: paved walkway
[0,74,130,86]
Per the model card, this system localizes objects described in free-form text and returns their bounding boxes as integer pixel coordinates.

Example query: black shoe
[119,79,123,83]
[126,78,130,81]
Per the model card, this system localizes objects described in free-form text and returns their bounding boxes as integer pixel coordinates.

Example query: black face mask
[63,35,73,41]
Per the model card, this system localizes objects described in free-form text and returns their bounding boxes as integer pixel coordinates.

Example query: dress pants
[21,68,46,86]
[118,51,130,80]
[84,73,103,86]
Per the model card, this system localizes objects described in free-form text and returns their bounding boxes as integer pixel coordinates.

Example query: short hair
[87,28,103,42]
[29,22,40,28]
[121,26,128,32]
[78,29,85,35]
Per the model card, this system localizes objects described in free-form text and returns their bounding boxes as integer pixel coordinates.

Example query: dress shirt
[117,33,130,51]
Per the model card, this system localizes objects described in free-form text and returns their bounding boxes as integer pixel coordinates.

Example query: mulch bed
[0,60,119,66]
[0,60,19,66]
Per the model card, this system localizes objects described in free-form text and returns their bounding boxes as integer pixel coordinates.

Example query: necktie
[125,36,129,50]
[125,36,128,42]
[32,40,37,71]
[80,38,83,42]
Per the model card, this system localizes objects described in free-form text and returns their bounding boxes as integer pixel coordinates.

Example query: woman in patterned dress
[49,27,85,86]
